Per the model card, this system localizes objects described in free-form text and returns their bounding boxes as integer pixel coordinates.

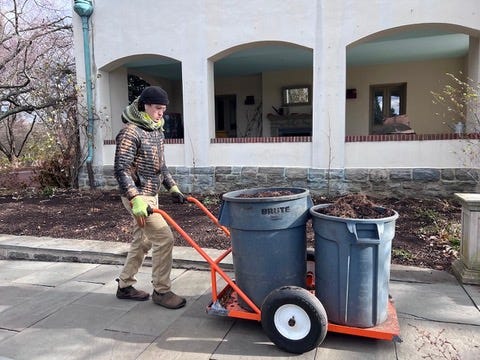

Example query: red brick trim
[164,139,184,144]
[210,136,312,143]
[104,133,480,145]
[345,133,480,142]
[104,139,184,145]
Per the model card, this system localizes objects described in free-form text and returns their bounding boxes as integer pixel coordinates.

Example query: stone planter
[452,193,480,285]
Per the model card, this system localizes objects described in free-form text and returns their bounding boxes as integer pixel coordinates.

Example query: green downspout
[73,0,95,188]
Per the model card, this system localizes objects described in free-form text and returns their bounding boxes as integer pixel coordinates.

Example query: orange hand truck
[150,196,401,354]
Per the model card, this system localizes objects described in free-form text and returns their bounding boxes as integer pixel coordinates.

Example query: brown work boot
[152,290,186,309]
[116,279,149,301]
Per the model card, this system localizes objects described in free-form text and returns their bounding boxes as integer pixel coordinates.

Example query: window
[282,85,311,106]
[370,83,406,130]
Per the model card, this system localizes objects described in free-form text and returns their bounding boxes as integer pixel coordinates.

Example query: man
[114,86,187,309]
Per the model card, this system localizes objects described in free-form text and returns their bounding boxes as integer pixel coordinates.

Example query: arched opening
[100,54,184,140]
[211,42,313,138]
[346,25,476,136]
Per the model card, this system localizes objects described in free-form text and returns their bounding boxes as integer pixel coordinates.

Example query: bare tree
[0,0,81,187]
[432,72,480,185]
[0,112,36,165]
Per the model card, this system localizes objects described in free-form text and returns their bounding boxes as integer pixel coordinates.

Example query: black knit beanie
[139,86,169,105]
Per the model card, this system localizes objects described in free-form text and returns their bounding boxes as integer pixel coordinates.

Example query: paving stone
[0,303,126,360]
[0,266,47,284]
[390,264,458,284]
[72,279,143,311]
[0,284,48,312]
[390,281,480,325]
[213,320,315,359]
[66,329,155,360]
[315,333,396,359]
[107,269,211,336]
[0,280,102,331]
[74,263,123,284]
[0,259,53,270]
[464,284,480,306]
[0,329,16,343]
[395,318,480,360]
[137,293,234,360]
[12,262,98,287]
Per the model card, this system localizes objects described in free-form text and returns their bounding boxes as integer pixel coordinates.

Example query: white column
[467,36,480,132]
[180,59,213,167]
[312,2,346,169]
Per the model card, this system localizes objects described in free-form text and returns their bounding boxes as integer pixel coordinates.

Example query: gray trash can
[310,204,399,328]
[219,187,313,308]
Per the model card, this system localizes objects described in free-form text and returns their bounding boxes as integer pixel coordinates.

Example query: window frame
[369,83,407,133]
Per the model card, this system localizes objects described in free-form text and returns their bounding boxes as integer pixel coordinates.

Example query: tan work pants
[118,195,174,293]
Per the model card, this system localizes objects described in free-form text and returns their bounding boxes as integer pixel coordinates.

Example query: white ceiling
[347,31,469,66]
[126,31,470,81]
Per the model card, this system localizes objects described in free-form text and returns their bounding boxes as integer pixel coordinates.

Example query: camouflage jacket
[114,123,176,200]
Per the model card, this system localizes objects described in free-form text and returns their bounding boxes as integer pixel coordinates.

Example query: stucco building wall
[73,0,480,196]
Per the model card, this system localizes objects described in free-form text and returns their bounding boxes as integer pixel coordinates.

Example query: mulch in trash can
[315,194,396,219]
[236,190,296,198]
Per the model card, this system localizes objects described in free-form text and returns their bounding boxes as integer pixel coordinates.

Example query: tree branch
[0,93,75,122]
[15,115,36,157]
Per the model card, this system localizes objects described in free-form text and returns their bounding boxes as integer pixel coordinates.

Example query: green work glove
[131,196,149,217]
[169,185,186,204]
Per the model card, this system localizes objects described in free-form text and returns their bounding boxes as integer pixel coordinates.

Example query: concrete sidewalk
[0,234,479,359]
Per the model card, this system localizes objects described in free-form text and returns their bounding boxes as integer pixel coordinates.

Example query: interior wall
[108,67,129,139]
[213,66,313,138]
[262,68,313,136]
[346,57,467,135]
[215,74,262,137]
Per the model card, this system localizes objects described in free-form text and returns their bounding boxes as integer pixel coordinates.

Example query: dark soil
[0,189,462,271]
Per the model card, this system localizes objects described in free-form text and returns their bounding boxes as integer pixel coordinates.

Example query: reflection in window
[282,86,311,106]
[371,83,406,128]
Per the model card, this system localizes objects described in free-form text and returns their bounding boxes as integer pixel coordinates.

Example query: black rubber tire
[261,286,328,354]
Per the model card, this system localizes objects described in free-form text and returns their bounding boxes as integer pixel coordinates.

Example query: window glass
[373,91,384,125]
[389,88,402,116]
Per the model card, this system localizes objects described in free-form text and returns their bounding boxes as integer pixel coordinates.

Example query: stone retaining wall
[79,165,480,198]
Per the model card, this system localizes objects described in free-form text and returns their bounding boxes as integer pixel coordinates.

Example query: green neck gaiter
[121,98,164,131]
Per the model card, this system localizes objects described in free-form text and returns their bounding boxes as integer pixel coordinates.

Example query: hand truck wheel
[261,286,328,354]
